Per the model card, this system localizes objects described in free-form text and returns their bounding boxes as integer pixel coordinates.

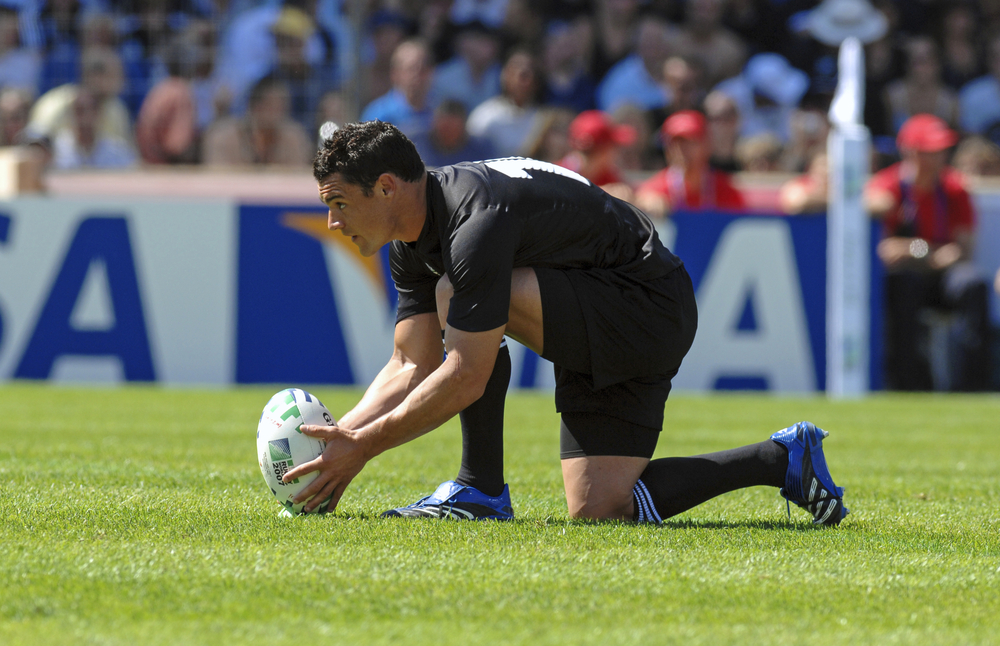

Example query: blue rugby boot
[770,421,848,526]
[381,480,514,520]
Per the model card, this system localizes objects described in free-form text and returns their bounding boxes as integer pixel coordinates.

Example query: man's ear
[377,173,396,197]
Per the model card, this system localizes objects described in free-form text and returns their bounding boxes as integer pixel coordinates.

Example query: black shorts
[534,265,698,458]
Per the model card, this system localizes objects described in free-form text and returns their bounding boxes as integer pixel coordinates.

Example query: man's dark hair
[313,121,425,194]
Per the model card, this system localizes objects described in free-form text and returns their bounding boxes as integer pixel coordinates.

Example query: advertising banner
[1,200,887,391]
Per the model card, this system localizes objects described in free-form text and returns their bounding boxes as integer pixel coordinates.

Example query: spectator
[713,52,809,144]
[557,109,637,202]
[541,17,596,113]
[214,1,333,118]
[779,98,830,173]
[953,135,1000,178]
[864,114,992,391]
[91,9,164,122]
[596,14,675,114]
[360,10,413,110]
[0,4,41,97]
[28,46,132,145]
[314,89,350,135]
[51,86,136,169]
[0,87,32,146]
[361,38,435,138]
[647,55,706,134]
[939,3,981,91]
[268,5,337,131]
[883,36,959,136]
[674,0,747,89]
[613,102,660,172]
[780,151,829,215]
[429,20,501,114]
[959,34,1000,140]
[863,29,903,141]
[703,88,741,172]
[36,0,85,96]
[467,47,541,157]
[635,110,746,219]
[501,0,546,50]
[409,98,495,168]
[590,0,643,81]
[202,75,312,166]
[662,55,705,115]
[134,20,220,165]
[735,132,783,172]
[450,0,508,30]
[522,106,574,163]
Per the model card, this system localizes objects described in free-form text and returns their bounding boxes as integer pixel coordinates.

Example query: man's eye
[337,203,346,210]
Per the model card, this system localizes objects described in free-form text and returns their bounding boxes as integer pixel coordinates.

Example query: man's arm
[336,313,443,430]
[283,321,506,512]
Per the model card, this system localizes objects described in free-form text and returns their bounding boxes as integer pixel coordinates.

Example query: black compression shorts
[534,265,698,458]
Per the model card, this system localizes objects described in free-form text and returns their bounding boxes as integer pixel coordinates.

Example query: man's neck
[396,173,429,243]
[901,160,938,190]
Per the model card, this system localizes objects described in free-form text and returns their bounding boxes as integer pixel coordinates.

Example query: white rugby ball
[256,388,336,516]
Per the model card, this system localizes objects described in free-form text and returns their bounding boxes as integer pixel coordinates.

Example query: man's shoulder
[940,167,971,195]
[868,163,901,187]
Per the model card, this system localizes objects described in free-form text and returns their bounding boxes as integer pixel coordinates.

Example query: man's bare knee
[435,275,454,329]
[568,496,633,521]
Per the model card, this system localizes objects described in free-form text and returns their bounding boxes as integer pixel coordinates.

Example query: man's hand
[282,424,371,513]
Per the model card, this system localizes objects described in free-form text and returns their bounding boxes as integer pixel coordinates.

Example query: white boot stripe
[809,479,818,502]
[818,499,838,524]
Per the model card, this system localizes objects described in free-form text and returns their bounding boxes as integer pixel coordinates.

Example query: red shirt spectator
[637,165,746,210]
[636,110,746,216]
[867,162,974,244]
[557,109,636,202]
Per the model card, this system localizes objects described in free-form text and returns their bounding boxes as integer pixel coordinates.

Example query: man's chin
[353,238,377,257]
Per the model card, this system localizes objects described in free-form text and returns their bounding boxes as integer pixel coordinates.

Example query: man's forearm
[337,358,435,430]
[357,352,486,460]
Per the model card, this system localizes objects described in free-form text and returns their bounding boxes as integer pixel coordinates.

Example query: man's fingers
[299,424,334,437]
[291,465,333,503]
[303,479,339,513]
[284,455,322,486]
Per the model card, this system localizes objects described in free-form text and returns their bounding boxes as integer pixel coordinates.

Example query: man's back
[391,158,682,332]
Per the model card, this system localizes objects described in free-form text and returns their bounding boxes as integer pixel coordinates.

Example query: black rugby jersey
[390,158,683,332]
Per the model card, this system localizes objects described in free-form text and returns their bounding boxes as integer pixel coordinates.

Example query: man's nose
[328,211,344,230]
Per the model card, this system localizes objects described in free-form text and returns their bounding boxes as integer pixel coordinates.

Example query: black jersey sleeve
[390,241,440,323]
[444,203,520,332]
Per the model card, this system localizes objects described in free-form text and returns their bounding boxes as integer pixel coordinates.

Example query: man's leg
[556,411,787,522]
[436,275,511,497]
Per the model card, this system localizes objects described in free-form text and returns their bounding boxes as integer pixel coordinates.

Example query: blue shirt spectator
[361,39,435,138]
[409,99,496,167]
[595,15,674,114]
[428,21,501,113]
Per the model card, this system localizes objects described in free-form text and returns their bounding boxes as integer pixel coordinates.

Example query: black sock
[454,340,510,497]
[632,440,788,522]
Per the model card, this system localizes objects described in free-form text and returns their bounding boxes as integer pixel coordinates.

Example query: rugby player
[282,120,848,526]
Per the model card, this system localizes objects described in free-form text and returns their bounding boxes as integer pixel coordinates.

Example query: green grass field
[1,384,998,645]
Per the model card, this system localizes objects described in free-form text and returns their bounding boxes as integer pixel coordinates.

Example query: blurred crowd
[1,0,998,391]
[0,0,999,181]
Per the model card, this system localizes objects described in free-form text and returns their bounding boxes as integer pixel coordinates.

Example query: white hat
[744,53,809,107]
[807,0,888,46]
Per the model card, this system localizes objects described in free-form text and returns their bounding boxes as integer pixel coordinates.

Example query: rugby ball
[256,388,336,516]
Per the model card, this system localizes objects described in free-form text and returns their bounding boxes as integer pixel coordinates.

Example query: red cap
[662,110,707,142]
[897,114,958,152]
[568,110,637,151]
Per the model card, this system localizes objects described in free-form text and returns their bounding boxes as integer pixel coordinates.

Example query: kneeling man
[283,120,847,526]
